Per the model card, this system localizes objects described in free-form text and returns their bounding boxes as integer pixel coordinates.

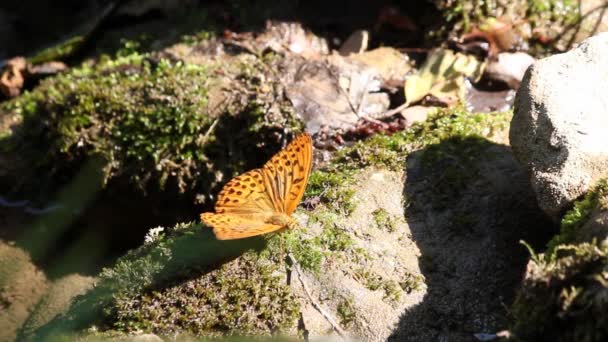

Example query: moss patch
[306,169,357,214]
[510,242,608,342]
[114,253,299,336]
[1,49,299,201]
[546,180,608,255]
[511,179,608,342]
[336,106,511,171]
[372,208,398,233]
[30,222,272,339]
[336,296,356,328]
[431,0,581,54]
[0,241,49,342]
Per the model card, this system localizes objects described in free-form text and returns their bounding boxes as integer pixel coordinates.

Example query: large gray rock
[510,33,608,220]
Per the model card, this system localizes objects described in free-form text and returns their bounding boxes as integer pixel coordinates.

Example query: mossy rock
[0,46,300,204]
[511,180,608,342]
[30,106,534,340]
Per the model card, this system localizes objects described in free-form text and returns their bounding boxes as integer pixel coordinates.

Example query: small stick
[287,253,347,339]
[378,101,410,119]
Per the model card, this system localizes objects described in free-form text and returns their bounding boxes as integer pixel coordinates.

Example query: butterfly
[201,133,313,240]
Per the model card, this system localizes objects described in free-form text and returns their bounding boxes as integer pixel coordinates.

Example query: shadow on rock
[390,136,553,341]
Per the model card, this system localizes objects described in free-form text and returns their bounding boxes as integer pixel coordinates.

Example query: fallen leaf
[350,47,413,83]
[404,49,485,106]
[285,56,389,134]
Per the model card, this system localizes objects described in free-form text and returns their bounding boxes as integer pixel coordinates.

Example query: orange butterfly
[201,133,313,240]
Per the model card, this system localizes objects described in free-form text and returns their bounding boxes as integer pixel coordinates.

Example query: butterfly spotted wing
[200,212,283,240]
[201,133,313,240]
[261,133,313,215]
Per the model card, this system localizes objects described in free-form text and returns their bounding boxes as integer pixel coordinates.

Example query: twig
[378,101,410,119]
[287,253,347,339]
[197,118,219,146]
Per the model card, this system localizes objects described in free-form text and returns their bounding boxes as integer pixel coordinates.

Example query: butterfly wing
[201,212,283,240]
[262,134,313,215]
[201,133,312,240]
[214,169,278,215]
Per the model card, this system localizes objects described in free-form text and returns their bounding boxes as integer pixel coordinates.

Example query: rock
[510,181,608,342]
[400,105,434,127]
[338,30,369,56]
[579,209,608,246]
[510,33,608,220]
[484,52,535,89]
[19,273,96,338]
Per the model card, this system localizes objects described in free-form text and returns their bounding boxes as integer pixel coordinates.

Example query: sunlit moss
[113,253,299,336]
[30,221,302,338]
[305,169,356,215]
[372,208,397,232]
[546,180,608,255]
[336,107,511,171]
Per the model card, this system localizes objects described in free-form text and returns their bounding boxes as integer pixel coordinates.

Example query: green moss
[399,271,424,294]
[2,54,209,192]
[336,296,356,327]
[546,180,608,256]
[1,49,299,199]
[114,253,299,336]
[264,210,355,275]
[511,179,608,341]
[372,208,397,233]
[31,222,270,339]
[306,169,356,214]
[354,268,384,291]
[271,229,325,273]
[312,212,353,252]
[432,0,580,44]
[336,107,511,171]
[510,242,608,342]
[382,280,402,303]
[527,0,581,27]
[29,36,85,64]
[354,267,421,303]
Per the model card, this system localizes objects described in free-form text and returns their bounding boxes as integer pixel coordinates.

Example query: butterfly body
[201,134,313,240]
